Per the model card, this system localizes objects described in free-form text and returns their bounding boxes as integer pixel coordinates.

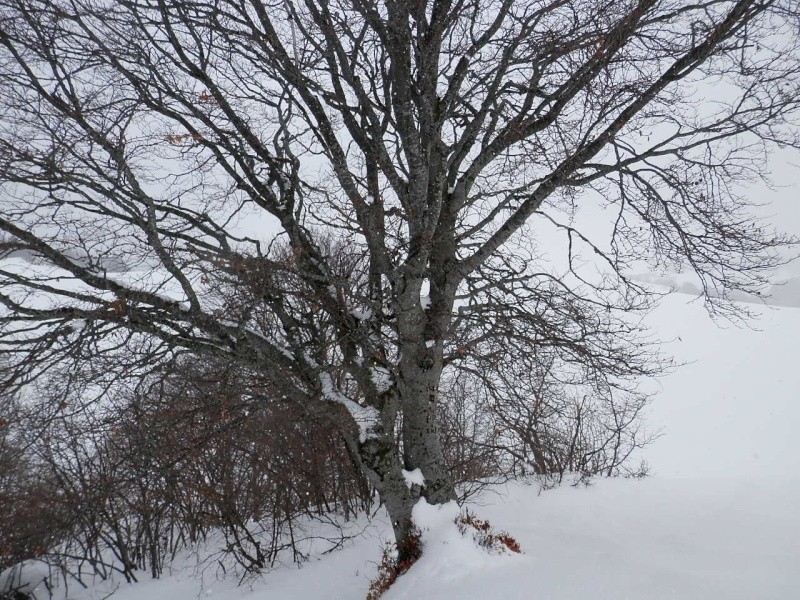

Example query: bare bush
[5,353,372,582]
[0,395,67,575]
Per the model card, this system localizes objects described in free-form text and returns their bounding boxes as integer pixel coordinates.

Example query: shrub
[366,532,422,600]
[454,510,522,555]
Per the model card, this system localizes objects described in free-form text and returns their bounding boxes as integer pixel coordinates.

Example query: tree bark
[400,364,457,504]
[354,434,419,560]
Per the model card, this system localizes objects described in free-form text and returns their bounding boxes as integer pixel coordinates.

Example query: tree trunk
[401,373,457,504]
[348,381,455,558]
[388,279,458,512]
[354,433,419,560]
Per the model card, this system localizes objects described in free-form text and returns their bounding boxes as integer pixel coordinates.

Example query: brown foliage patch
[366,531,421,600]
[455,510,522,554]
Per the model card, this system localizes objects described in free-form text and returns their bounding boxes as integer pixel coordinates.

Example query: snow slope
[642,292,800,481]
[5,294,799,600]
[28,476,798,600]
[386,478,800,600]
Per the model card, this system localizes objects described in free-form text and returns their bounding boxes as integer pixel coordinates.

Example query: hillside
[3,293,798,600]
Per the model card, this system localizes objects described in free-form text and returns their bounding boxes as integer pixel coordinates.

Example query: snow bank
[382,499,526,600]
[385,478,800,600]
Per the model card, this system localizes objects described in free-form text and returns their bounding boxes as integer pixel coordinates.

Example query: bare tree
[1,0,798,559]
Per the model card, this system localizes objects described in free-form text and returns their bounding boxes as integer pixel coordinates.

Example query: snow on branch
[319,372,379,442]
[402,468,425,489]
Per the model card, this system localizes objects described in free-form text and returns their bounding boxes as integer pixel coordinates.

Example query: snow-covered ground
[643,292,800,481]
[5,291,798,600]
[20,478,799,600]
[387,477,800,600]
